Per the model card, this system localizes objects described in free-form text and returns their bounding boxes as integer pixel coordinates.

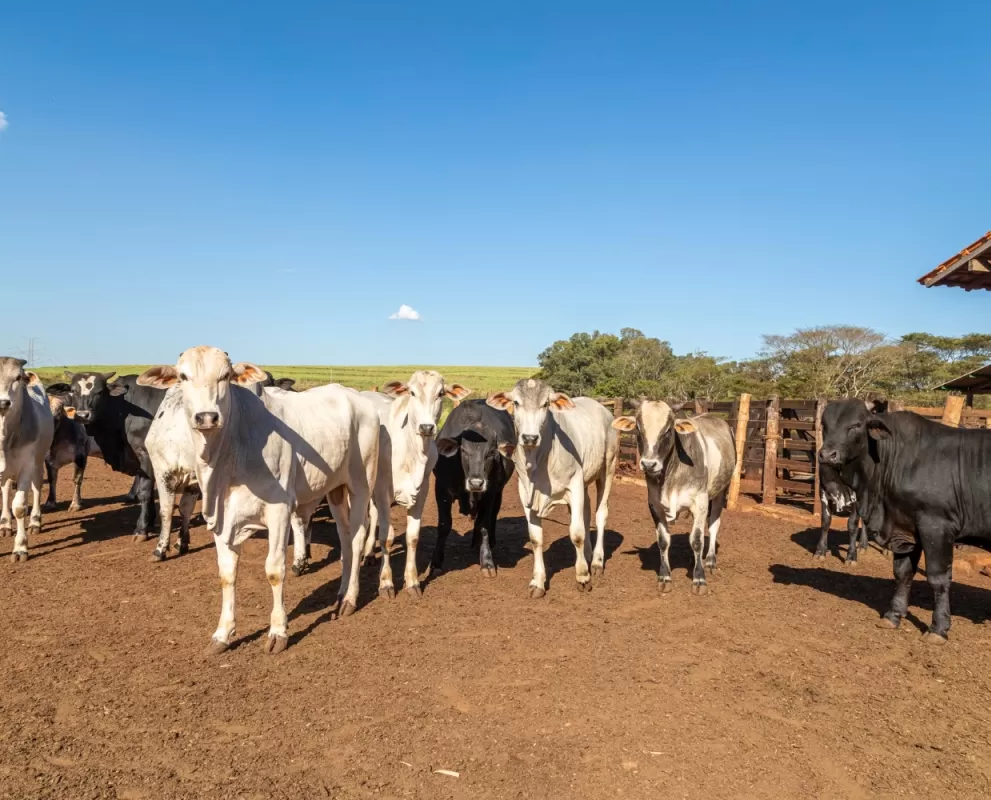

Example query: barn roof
[937,363,991,394]
[918,230,991,291]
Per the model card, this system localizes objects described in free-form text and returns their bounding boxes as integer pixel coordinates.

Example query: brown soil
[2,461,991,799]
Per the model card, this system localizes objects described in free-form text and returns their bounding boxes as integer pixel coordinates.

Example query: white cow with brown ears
[486,378,619,596]
[138,346,379,655]
[0,357,55,562]
[360,371,471,599]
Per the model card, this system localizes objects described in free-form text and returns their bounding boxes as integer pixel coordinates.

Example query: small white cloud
[0,112,8,132]
[389,303,422,321]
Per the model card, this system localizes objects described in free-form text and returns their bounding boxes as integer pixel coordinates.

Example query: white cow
[360,372,470,599]
[0,358,55,562]
[138,346,379,655]
[487,378,618,596]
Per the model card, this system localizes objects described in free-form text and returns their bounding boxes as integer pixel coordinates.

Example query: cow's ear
[675,420,698,435]
[101,371,116,382]
[550,392,575,411]
[445,384,471,401]
[866,418,892,440]
[232,362,267,386]
[382,381,408,398]
[109,382,130,397]
[63,370,75,381]
[25,372,41,386]
[497,441,516,459]
[669,401,688,413]
[611,416,637,432]
[436,437,460,457]
[63,406,77,419]
[137,366,178,389]
[866,398,888,414]
[486,392,513,413]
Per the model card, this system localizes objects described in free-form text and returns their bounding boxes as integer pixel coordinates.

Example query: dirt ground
[2,461,991,799]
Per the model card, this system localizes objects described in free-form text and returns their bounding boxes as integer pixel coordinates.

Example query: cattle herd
[0,347,989,654]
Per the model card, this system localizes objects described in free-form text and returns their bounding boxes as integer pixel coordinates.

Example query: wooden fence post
[813,397,825,516]
[727,393,751,511]
[942,395,965,427]
[613,397,624,418]
[762,396,780,505]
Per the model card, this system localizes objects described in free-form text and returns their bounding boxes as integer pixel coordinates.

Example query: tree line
[534,327,991,406]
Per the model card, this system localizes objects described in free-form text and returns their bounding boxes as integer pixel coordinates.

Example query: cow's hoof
[132,532,151,543]
[527,585,546,599]
[691,583,709,596]
[263,634,289,655]
[176,542,189,555]
[406,584,422,601]
[576,580,593,593]
[812,553,826,562]
[480,565,496,578]
[42,502,56,513]
[362,555,378,568]
[339,599,357,618]
[844,558,859,568]
[658,580,673,594]
[705,562,718,575]
[379,584,396,600]
[921,631,948,646]
[151,549,167,563]
[591,563,604,577]
[28,519,41,533]
[10,551,28,564]
[0,525,9,538]
[204,639,230,657]
[290,561,306,577]
[68,502,83,512]
[876,616,900,630]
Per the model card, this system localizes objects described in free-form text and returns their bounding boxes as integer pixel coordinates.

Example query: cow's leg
[207,535,241,654]
[478,491,499,578]
[570,485,592,592]
[813,495,831,561]
[10,474,32,562]
[289,512,308,577]
[403,493,428,600]
[519,480,546,598]
[177,491,195,554]
[69,455,86,512]
[43,459,58,512]
[124,475,140,503]
[591,467,613,577]
[844,512,860,566]
[431,488,454,574]
[133,473,156,541]
[373,490,396,599]
[340,485,372,615]
[0,479,11,537]
[326,489,353,610]
[689,495,710,595]
[654,511,673,593]
[152,474,175,561]
[263,506,290,654]
[28,461,43,534]
[705,492,726,573]
[919,522,954,644]
[857,516,869,552]
[878,542,922,631]
[363,501,379,563]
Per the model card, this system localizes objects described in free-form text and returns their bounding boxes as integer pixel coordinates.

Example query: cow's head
[136,346,266,433]
[486,378,575,449]
[438,427,515,494]
[611,400,694,478]
[818,398,886,467]
[63,370,124,424]
[382,370,470,439]
[0,357,31,418]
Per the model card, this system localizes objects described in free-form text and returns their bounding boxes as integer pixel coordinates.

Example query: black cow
[431,400,516,577]
[63,371,166,538]
[814,399,887,565]
[819,401,991,644]
[43,392,90,512]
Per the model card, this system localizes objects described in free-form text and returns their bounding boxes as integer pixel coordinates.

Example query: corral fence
[597,394,990,515]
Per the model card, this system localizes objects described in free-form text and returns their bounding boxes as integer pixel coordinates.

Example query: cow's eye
[179,373,189,382]
[513,400,520,407]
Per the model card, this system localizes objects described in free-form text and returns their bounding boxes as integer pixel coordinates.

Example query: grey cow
[613,401,734,594]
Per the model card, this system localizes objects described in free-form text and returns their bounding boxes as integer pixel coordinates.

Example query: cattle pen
[598,394,991,515]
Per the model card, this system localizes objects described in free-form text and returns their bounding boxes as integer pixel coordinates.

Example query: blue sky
[1,1,989,367]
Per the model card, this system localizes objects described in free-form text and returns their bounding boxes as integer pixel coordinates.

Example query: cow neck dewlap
[191,394,241,537]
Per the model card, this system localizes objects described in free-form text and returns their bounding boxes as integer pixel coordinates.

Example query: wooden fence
[599,394,990,515]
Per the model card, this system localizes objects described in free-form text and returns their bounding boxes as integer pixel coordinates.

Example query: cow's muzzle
[520,434,540,448]
[418,423,436,438]
[466,478,487,494]
[639,458,662,476]
[818,448,841,467]
[73,409,92,422]
[194,411,222,430]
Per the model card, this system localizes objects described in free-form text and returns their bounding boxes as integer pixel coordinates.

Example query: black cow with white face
[63,371,166,538]
[814,398,887,565]
[432,400,516,577]
[819,400,991,644]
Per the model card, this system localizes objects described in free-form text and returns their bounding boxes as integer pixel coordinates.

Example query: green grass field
[35,365,536,395]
